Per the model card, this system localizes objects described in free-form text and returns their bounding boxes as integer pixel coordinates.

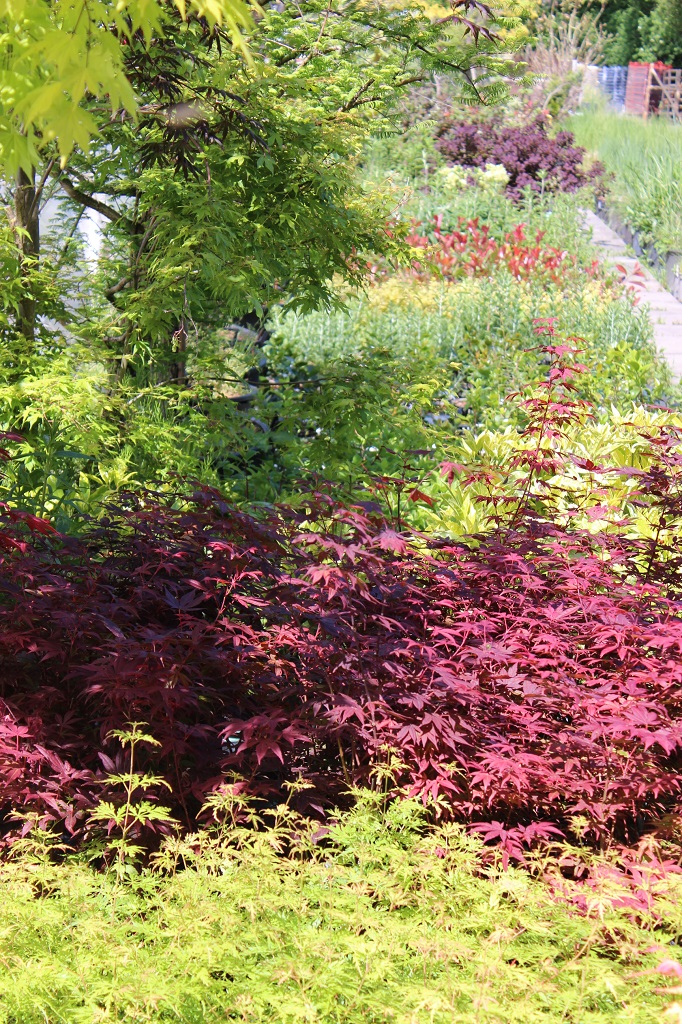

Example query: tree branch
[393,75,425,90]
[414,44,484,102]
[58,177,126,224]
[339,78,376,113]
[104,277,131,300]
[29,158,57,220]
[56,207,85,268]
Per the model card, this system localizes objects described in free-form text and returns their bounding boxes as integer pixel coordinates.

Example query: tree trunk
[14,167,40,345]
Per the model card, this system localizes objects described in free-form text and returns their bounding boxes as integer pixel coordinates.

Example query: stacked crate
[661,68,682,120]
[624,62,652,116]
[624,61,673,117]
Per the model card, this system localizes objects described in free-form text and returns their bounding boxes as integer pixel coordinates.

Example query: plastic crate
[598,65,628,109]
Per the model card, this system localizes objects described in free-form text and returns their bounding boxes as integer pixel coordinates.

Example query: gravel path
[583,209,682,381]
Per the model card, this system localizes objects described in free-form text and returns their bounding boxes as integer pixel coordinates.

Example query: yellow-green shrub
[0,793,680,1023]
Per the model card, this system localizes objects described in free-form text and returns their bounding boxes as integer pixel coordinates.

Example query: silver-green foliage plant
[267,265,662,422]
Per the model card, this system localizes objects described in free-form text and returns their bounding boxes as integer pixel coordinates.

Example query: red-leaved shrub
[1,329,682,849]
[405,217,599,283]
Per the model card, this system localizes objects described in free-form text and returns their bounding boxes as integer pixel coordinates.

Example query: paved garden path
[583,209,682,381]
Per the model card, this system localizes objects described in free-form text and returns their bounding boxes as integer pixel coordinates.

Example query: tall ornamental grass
[569,110,682,253]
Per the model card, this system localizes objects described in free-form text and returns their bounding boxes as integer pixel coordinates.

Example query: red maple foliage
[1,331,682,849]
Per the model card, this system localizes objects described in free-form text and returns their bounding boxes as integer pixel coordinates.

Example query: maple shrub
[2,325,682,854]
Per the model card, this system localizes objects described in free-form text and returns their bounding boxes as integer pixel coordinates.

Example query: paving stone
[583,210,682,380]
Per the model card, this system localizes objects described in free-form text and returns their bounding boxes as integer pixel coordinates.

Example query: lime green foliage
[419,403,682,538]
[108,109,401,348]
[0,354,118,524]
[0,0,254,173]
[0,345,260,523]
[0,792,680,1022]
[569,110,682,253]
[215,345,419,502]
[88,723,177,880]
[0,221,65,334]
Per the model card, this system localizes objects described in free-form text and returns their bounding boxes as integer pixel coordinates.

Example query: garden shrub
[2,335,682,851]
[419,403,682,539]
[0,791,680,1023]
[434,115,604,200]
[265,212,668,480]
[404,217,595,284]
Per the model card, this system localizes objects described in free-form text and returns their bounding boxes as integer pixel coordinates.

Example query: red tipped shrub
[0,334,682,848]
[405,217,599,283]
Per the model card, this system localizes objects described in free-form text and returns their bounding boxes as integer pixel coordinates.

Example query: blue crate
[598,65,628,109]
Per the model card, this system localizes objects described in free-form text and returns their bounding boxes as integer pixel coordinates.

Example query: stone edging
[595,198,682,301]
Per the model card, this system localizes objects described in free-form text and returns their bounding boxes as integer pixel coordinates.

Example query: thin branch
[393,75,425,90]
[339,78,376,113]
[203,374,349,387]
[133,217,157,270]
[29,158,57,220]
[125,379,182,404]
[414,44,484,102]
[55,208,85,268]
[296,0,332,68]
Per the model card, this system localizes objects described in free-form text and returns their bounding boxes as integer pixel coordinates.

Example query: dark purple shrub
[435,115,604,201]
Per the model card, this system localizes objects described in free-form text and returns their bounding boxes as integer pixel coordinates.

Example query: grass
[569,108,682,253]
[1,793,681,1023]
